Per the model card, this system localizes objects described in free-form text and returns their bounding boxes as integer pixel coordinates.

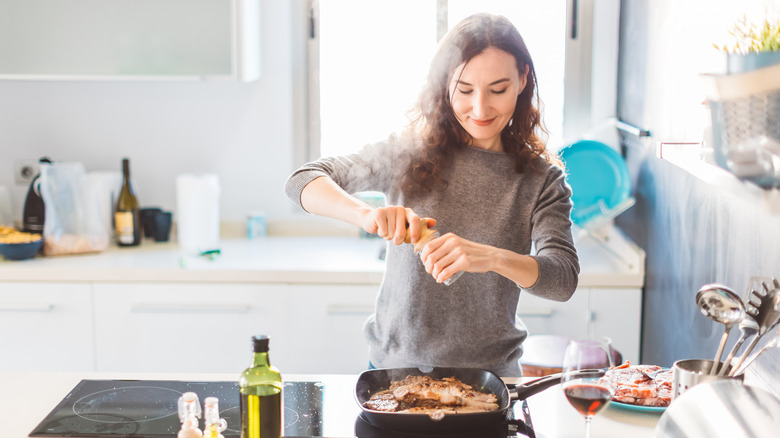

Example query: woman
[284,13,579,376]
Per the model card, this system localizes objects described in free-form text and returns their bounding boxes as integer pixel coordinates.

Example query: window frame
[295,0,618,165]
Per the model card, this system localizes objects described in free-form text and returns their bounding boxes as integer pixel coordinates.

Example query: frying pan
[355,367,604,433]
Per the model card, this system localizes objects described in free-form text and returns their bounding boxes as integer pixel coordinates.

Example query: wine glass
[561,337,616,438]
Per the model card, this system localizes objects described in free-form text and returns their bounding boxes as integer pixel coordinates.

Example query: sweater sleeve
[523,165,580,302]
[283,133,415,211]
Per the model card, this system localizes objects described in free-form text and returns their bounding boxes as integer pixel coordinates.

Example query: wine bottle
[115,158,141,246]
[22,157,52,236]
[239,335,282,438]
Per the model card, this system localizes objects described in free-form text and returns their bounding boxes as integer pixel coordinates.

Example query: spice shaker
[406,219,463,285]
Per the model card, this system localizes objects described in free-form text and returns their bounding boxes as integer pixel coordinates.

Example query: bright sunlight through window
[317,0,566,158]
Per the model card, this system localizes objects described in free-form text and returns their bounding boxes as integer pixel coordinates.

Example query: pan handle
[512,369,605,400]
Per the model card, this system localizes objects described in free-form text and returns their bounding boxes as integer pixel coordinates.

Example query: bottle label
[115,212,135,244]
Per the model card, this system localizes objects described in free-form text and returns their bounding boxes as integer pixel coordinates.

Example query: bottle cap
[252,335,270,352]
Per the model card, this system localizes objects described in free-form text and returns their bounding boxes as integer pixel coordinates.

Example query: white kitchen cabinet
[0,282,94,372]
[589,288,642,365]
[517,288,590,338]
[516,287,642,365]
[0,0,261,81]
[93,282,288,373]
[286,284,379,374]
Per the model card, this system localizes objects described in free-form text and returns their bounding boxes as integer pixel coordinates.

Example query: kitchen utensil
[718,280,767,376]
[355,366,604,433]
[733,325,780,376]
[730,279,780,376]
[672,359,744,400]
[716,315,759,376]
[657,380,780,437]
[639,368,665,380]
[695,283,746,374]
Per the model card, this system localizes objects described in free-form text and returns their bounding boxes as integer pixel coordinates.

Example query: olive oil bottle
[239,335,282,438]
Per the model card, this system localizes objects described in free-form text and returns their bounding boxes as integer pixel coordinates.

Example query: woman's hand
[419,233,540,287]
[361,205,435,245]
[417,233,491,283]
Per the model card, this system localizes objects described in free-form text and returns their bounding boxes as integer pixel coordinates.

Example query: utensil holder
[672,359,744,400]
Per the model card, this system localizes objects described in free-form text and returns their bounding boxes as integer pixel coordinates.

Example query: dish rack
[705,63,780,189]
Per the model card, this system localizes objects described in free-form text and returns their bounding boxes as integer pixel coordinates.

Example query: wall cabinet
[0,0,261,81]
[0,282,94,372]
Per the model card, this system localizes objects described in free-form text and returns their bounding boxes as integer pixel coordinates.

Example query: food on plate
[601,363,672,407]
[363,375,499,415]
[0,227,42,244]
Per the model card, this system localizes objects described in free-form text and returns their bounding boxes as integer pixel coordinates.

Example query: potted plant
[714,15,780,73]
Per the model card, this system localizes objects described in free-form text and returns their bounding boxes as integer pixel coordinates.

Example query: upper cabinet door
[0,0,261,81]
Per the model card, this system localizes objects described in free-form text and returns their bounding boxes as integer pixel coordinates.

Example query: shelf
[657,142,780,214]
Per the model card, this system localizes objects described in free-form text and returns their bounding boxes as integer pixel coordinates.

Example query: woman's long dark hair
[402,13,556,196]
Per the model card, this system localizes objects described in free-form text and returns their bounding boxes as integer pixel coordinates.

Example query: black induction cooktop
[29,379,534,438]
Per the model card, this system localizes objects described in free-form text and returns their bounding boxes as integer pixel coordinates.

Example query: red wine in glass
[564,383,613,417]
[561,337,616,438]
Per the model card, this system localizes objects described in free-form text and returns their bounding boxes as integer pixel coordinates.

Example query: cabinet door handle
[131,303,251,314]
[326,304,375,314]
[517,307,554,317]
[0,303,54,312]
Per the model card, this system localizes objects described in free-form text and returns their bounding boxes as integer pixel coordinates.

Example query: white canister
[176,174,220,254]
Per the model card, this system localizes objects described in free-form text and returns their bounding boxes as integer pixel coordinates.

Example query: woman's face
[449,47,529,152]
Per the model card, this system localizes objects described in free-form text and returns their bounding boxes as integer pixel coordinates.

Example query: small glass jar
[410,221,463,285]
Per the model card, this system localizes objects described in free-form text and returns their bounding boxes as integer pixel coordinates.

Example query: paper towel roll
[176,174,220,253]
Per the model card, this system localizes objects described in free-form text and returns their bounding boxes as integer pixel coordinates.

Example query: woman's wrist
[493,249,539,288]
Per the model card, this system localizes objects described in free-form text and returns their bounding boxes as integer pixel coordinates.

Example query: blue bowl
[0,239,43,260]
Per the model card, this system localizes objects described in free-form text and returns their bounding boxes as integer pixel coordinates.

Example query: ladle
[695,283,746,375]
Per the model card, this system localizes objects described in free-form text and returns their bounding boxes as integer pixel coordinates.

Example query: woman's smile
[471,117,497,127]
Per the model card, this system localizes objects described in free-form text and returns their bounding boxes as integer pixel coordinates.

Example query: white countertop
[0,225,645,287]
[7,372,659,438]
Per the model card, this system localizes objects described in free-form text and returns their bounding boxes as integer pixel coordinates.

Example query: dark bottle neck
[122,159,130,181]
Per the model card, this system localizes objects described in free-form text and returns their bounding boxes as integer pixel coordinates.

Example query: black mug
[140,207,162,238]
[153,211,173,242]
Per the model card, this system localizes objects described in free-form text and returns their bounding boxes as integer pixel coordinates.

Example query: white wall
[0,0,299,226]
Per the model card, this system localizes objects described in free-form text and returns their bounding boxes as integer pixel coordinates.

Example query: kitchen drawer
[0,282,94,371]
[93,282,289,373]
[286,284,379,374]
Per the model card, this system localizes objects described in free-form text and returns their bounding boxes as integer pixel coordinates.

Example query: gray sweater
[284,132,579,376]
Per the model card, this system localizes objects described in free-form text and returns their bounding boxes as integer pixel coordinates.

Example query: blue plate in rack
[559,140,631,227]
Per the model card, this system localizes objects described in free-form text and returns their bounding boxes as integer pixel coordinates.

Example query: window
[305,0,614,160]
